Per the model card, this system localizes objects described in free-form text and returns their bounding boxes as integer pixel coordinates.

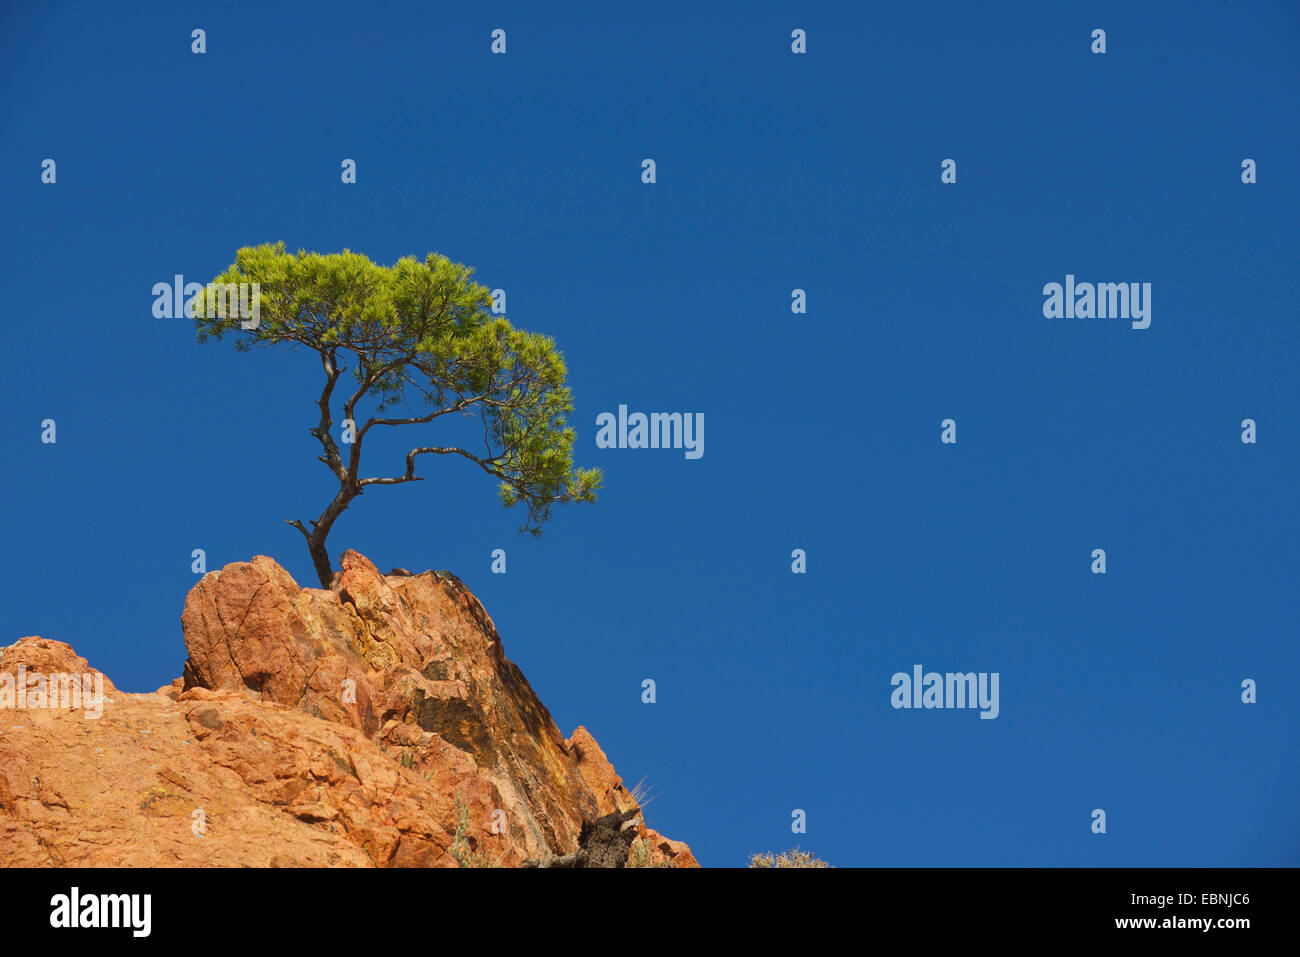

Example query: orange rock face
[0,551,696,867]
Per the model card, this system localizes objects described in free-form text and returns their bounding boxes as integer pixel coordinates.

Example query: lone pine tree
[194,242,601,587]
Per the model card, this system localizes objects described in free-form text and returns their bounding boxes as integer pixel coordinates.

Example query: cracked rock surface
[0,550,696,868]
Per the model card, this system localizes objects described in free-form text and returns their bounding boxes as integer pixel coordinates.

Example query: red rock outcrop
[0,551,696,868]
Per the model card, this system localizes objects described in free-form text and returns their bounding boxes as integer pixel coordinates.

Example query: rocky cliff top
[0,550,695,867]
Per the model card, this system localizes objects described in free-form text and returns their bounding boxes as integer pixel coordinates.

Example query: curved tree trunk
[306,534,336,590]
[293,482,361,588]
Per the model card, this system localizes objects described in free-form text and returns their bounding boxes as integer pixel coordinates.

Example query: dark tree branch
[311,347,348,482]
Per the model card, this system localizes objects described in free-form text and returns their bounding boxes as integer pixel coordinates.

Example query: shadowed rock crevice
[521,808,642,868]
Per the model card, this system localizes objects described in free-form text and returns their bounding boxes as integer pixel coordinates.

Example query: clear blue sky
[2,1,1297,867]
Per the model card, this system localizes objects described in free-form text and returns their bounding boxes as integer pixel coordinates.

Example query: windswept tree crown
[195,241,601,586]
